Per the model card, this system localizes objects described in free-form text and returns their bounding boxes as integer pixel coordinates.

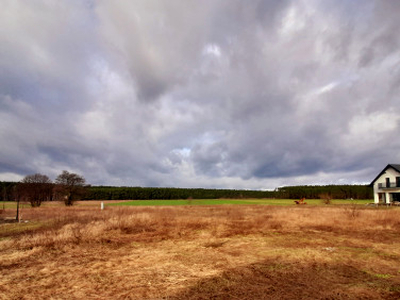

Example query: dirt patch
[0,217,18,224]
[171,260,400,299]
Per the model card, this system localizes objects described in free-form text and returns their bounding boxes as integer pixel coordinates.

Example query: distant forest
[0,181,373,201]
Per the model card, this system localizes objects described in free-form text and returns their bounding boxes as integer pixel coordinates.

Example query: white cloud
[343,111,400,149]
[203,44,222,57]
[0,172,23,182]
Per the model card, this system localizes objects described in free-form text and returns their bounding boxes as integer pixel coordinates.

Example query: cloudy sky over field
[1,0,400,189]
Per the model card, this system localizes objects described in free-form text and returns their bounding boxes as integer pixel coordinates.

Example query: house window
[386,178,390,188]
[396,177,400,187]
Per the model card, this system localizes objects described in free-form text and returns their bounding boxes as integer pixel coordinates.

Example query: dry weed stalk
[344,202,361,219]
[319,193,332,205]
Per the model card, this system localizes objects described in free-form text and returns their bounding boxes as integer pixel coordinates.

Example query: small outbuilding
[370,164,400,205]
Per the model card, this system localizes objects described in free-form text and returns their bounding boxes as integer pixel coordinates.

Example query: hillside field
[1,201,400,299]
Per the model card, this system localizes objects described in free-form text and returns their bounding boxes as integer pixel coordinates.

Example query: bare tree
[54,171,87,206]
[19,173,53,207]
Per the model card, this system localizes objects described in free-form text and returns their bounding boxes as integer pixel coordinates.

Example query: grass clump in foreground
[1,202,400,299]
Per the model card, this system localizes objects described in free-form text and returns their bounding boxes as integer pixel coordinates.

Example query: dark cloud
[0,0,399,188]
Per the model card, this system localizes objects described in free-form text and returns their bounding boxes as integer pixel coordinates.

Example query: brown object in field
[294,198,307,205]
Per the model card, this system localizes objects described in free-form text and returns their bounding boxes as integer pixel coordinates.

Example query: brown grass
[1,203,400,299]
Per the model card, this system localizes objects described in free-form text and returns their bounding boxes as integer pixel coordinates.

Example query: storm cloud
[1,0,399,189]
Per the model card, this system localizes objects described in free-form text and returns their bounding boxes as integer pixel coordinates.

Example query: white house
[370,164,400,204]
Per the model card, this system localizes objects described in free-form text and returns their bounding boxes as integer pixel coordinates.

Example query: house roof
[370,164,400,186]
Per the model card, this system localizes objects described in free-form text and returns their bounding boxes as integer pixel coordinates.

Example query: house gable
[371,164,400,204]
[370,164,400,186]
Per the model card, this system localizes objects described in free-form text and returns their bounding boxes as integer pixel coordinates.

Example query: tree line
[0,171,87,207]
[275,185,373,200]
[1,180,373,205]
[82,186,277,200]
[82,184,372,200]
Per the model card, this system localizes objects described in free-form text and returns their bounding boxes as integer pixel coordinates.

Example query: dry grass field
[1,202,400,299]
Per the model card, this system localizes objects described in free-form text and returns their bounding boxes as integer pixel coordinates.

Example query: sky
[1,0,400,189]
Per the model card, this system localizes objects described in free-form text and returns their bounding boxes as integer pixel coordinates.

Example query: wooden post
[15,187,21,222]
[16,197,21,222]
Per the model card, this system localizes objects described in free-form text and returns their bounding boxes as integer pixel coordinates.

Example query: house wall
[373,167,400,204]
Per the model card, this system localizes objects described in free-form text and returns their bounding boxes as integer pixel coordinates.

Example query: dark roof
[390,164,400,172]
[370,164,400,186]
